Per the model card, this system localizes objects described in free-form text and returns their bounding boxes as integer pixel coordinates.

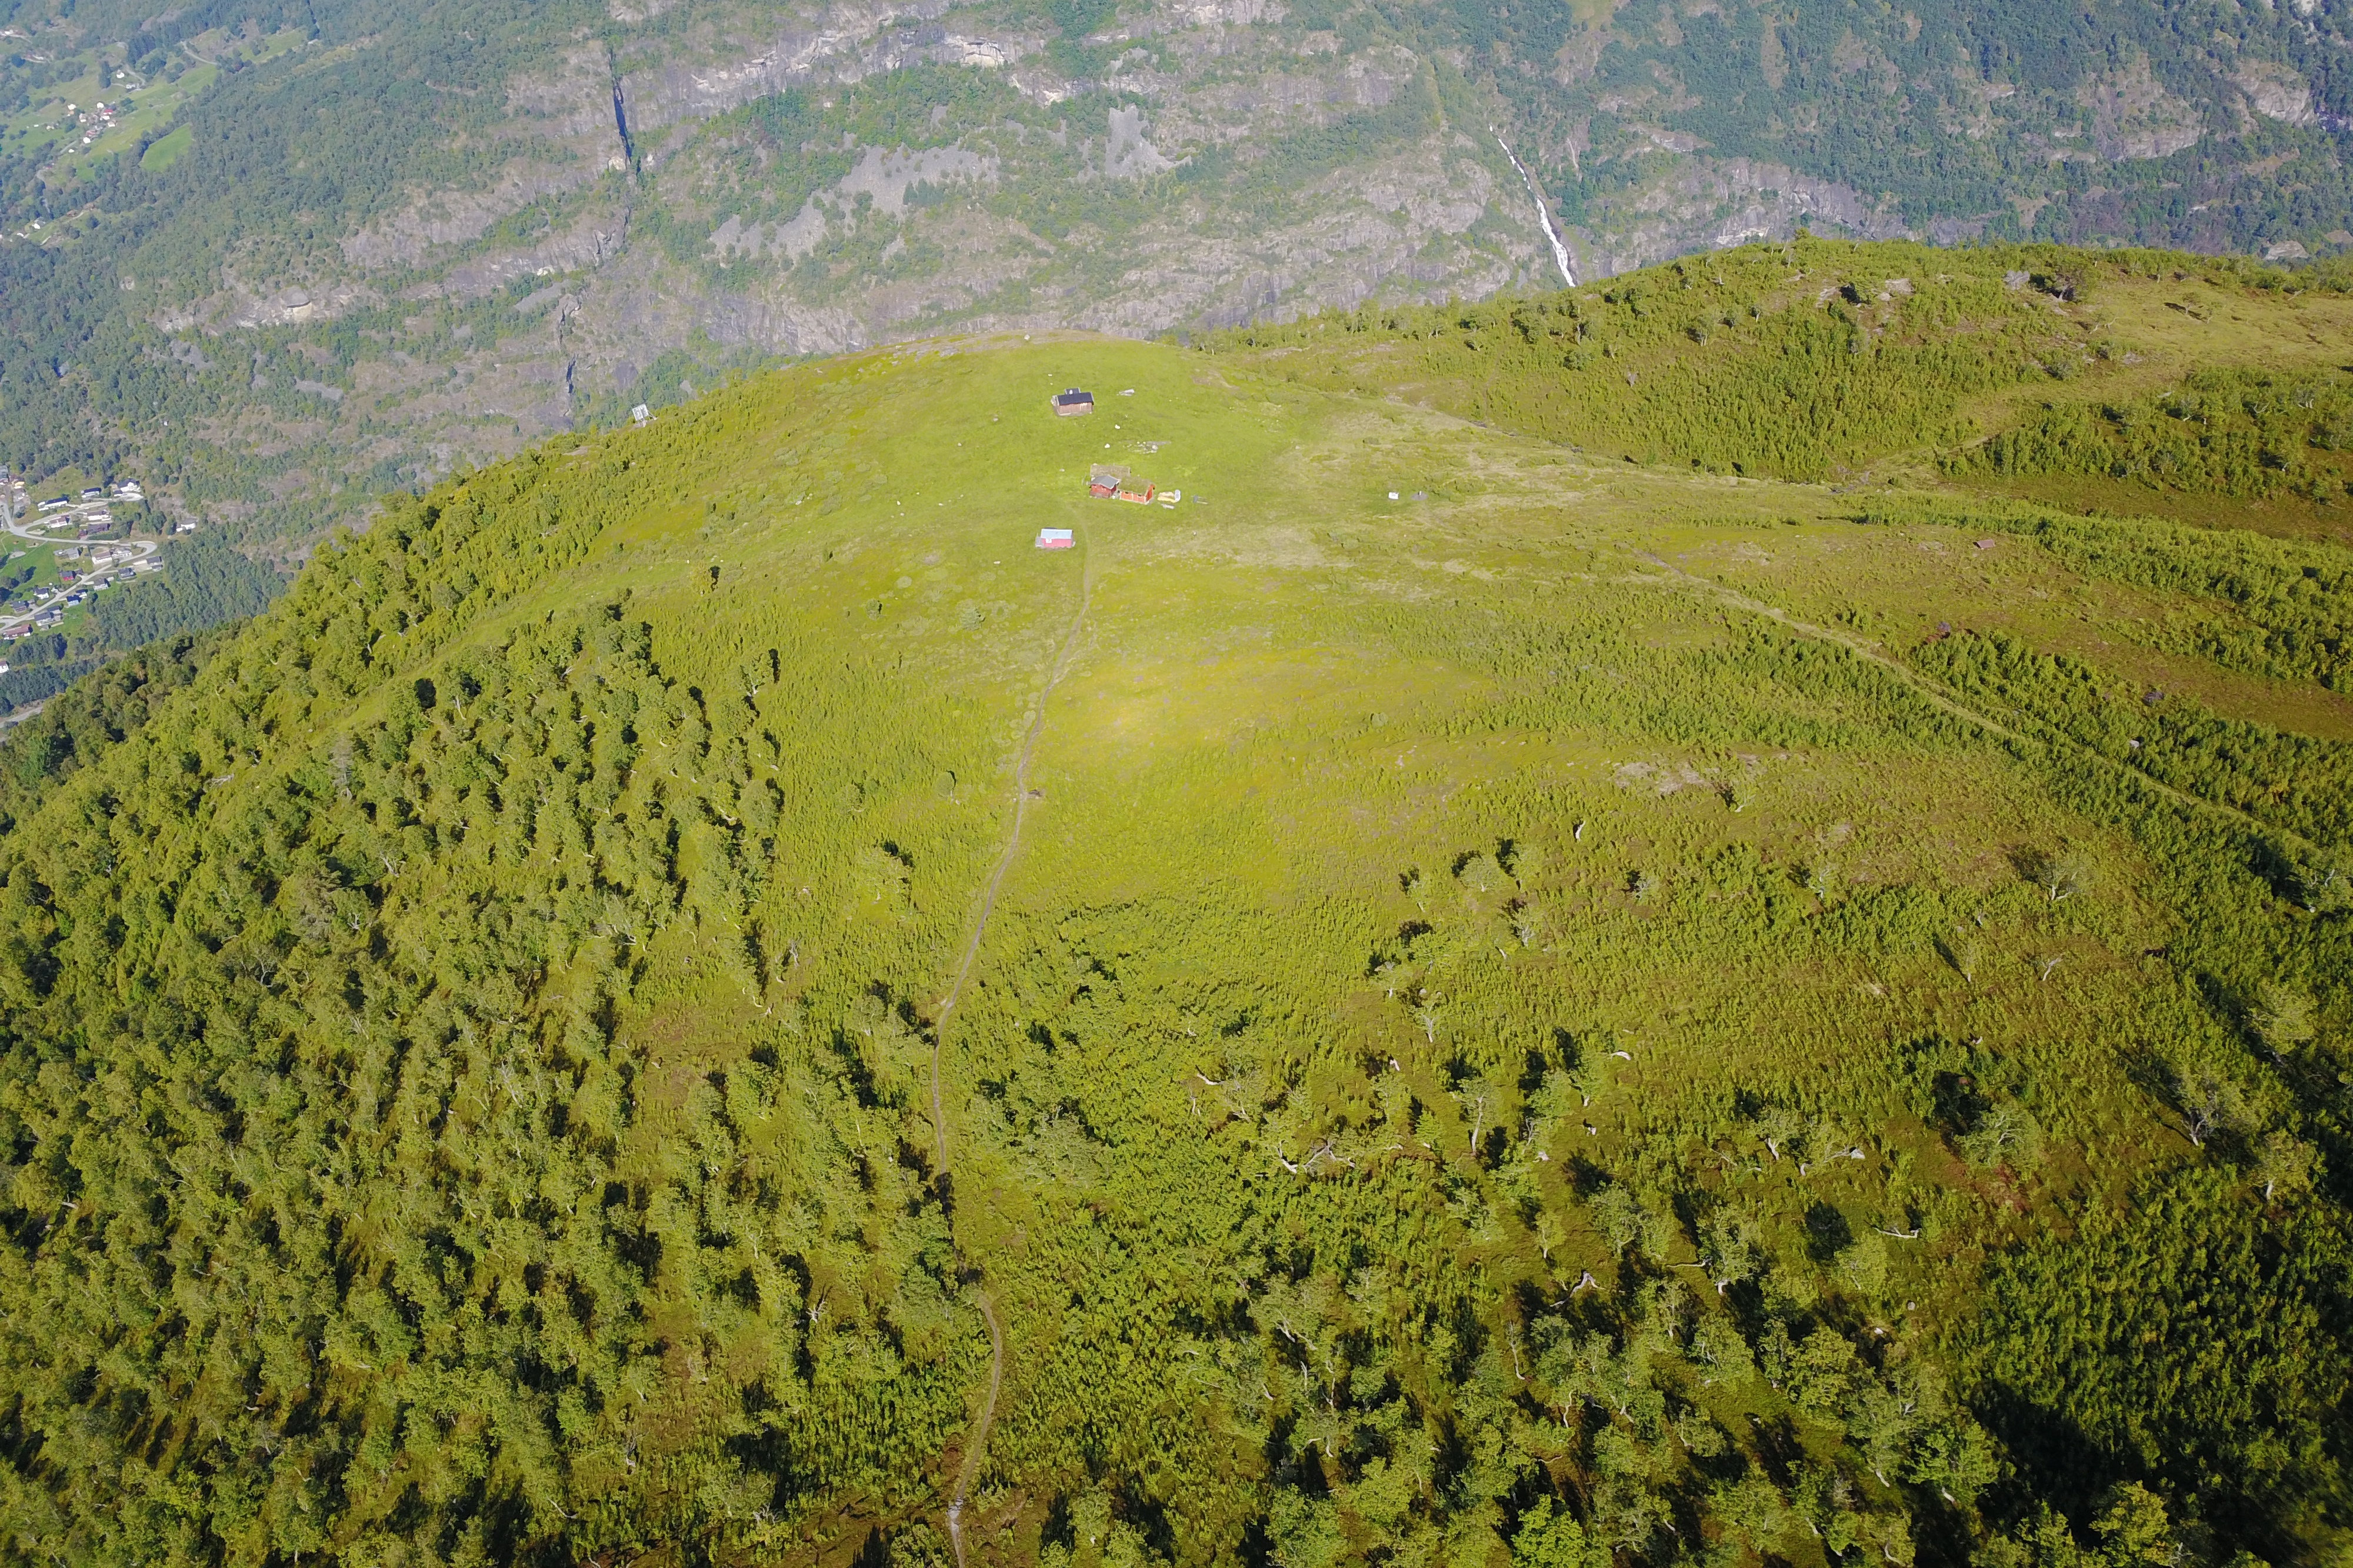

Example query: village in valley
[0,466,169,646]
[0,18,309,209]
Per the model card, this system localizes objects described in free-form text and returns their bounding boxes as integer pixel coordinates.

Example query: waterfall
[1494,130,1575,287]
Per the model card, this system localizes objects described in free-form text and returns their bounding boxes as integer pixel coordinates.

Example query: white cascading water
[1494,129,1577,287]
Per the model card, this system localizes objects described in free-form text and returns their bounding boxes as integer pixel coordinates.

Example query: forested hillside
[6,0,2353,548]
[0,239,2347,1568]
[0,531,284,715]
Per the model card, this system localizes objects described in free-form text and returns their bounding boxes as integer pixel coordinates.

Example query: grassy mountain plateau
[11,0,2353,543]
[0,236,2351,1568]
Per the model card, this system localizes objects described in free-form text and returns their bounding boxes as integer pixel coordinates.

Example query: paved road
[1,497,162,633]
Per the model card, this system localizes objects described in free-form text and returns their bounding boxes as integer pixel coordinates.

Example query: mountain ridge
[9,0,2353,548]
[1,242,2349,1565]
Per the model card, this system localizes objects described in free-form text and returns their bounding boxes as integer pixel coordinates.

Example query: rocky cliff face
[14,0,2353,541]
[1514,1,2353,276]
[422,0,1564,352]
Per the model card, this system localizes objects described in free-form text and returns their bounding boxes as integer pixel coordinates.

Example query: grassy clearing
[0,23,301,191]
[0,248,2348,1568]
[138,124,189,171]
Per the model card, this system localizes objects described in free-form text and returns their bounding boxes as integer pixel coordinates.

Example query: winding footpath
[1632,551,2318,854]
[911,516,2295,1568]
[932,528,1097,1568]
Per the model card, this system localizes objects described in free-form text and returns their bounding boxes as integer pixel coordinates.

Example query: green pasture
[138,123,189,171]
[0,23,303,186]
[0,280,2347,1568]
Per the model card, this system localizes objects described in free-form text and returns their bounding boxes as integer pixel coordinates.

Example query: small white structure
[631,403,652,425]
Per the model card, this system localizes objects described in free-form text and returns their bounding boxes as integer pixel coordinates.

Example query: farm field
[0,242,2347,1568]
[0,22,306,195]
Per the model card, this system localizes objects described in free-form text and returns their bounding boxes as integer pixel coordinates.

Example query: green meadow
[0,243,2348,1568]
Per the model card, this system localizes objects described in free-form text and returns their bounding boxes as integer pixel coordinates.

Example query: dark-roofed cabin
[1053,389,1096,416]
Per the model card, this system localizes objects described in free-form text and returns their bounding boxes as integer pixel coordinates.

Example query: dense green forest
[0,245,2345,1567]
[0,532,284,713]
[86,531,282,646]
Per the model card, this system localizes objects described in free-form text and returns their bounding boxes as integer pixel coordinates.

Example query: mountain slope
[1,242,2349,1566]
[8,0,2353,549]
